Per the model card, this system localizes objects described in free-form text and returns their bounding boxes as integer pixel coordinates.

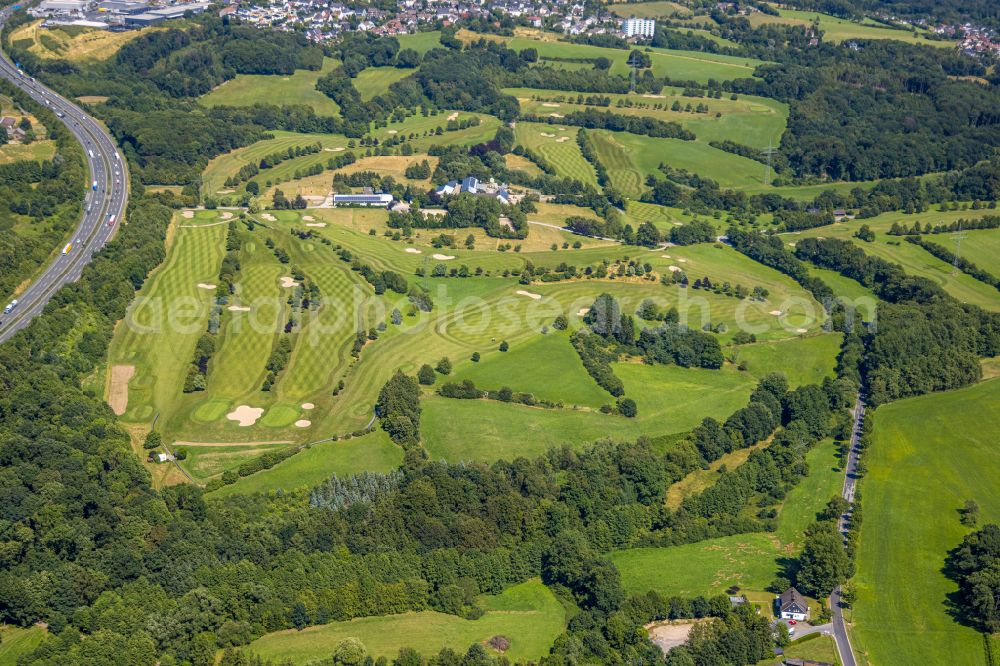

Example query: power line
[951,220,967,275]
[762,137,778,186]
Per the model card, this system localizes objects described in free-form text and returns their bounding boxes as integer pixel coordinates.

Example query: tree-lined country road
[831,393,865,666]
[0,7,128,343]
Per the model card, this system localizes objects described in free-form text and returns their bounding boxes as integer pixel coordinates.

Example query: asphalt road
[0,9,128,343]
[831,394,865,666]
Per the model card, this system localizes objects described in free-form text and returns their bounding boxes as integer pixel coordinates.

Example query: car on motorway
[3,299,17,314]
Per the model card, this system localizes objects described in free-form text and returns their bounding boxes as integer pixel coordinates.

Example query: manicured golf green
[513,121,598,187]
[852,378,1000,666]
[108,215,227,424]
[248,579,565,663]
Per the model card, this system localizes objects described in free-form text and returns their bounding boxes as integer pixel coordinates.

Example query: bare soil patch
[108,364,135,416]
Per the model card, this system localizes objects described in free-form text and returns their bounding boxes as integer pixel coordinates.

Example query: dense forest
[0,79,85,299]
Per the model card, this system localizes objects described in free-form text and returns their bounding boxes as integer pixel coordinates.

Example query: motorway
[0,8,128,343]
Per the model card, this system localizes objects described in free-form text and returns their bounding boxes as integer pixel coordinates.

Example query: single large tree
[796,526,853,597]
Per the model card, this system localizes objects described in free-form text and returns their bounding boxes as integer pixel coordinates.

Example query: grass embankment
[8,20,148,61]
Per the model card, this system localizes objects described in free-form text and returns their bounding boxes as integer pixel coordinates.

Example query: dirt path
[108,364,135,415]
[172,440,292,448]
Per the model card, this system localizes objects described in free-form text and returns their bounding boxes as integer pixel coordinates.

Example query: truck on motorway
[62,243,72,255]
[92,180,97,191]
[4,299,18,314]
[88,149,94,158]
[107,214,116,226]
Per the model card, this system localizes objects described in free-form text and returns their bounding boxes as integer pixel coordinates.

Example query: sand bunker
[330,147,346,152]
[305,222,327,228]
[446,112,459,121]
[227,305,250,312]
[387,130,398,134]
[555,136,570,142]
[108,364,135,416]
[197,283,217,290]
[432,253,455,260]
[279,276,300,288]
[219,211,233,220]
[294,419,312,428]
[661,254,671,259]
[796,328,808,333]
[549,113,564,118]
[181,210,194,219]
[677,258,687,263]
[769,310,783,316]
[302,215,315,221]
[261,213,277,222]
[542,102,560,107]
[578,307,590,316]
[301,402,314,410]
[642,94,666,99]
[226,405,264,427]
[668,265,682,272]
[540,132,555,137]
[404,247,422,254]
[516,290,542,300]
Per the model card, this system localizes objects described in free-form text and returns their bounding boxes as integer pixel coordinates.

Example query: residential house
[778,587,809,622]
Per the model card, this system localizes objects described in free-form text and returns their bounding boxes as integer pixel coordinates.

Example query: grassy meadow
[354,66,413,100]
[0,625,48,665]
[748,6,953,47]
[613,437,842,598]
[852,379,1000,666]
[509,87,787,149]
[456,29,769,83]
[248,579,565,663]
[200,57,342,116]
[608,1,691,19]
